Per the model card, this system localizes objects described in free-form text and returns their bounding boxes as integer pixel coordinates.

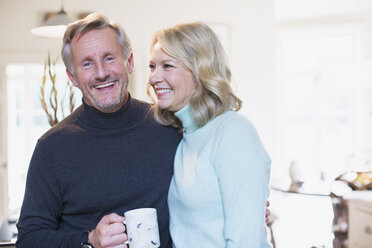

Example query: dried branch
[40,53,76,126]
[40,58,56,126]
[68,80,75,113]
[47,54,58,123]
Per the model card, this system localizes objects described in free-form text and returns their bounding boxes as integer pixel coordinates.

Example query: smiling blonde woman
[148,22,272,248]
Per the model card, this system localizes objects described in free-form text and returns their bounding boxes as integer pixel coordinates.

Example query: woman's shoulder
[212,111,271,167]
[214,111,255,131]
[209,111,264,145]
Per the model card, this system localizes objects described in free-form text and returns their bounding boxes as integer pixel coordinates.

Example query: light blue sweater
[168,105,272,248]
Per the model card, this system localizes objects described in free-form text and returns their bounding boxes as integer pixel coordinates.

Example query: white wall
[0,0,275,146]
[0,67,8,224]
[0,0,276,214]
[275,0,372,20]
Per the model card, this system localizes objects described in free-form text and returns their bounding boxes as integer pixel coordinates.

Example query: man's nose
[95,62,109,81]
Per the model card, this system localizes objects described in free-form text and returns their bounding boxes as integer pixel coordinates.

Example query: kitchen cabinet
[346,191,372,248]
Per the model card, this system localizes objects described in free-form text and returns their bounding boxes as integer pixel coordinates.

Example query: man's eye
[83,61,93,68]
[149,64,155,70]
[105,57,114,62]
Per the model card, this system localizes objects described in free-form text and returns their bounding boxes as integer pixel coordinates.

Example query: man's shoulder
[131,98,182,138]
[39,105,83,142]
[130,98,154,118]
[130,98,158,124]
[131,97,152,109]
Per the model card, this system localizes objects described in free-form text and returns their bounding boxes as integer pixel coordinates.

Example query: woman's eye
[164,64,174,69]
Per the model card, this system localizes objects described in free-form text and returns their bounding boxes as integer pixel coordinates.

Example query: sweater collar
[174,105,198,134]
[77,93,137,130]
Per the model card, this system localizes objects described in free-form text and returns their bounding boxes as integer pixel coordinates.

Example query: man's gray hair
[61,13,132,74]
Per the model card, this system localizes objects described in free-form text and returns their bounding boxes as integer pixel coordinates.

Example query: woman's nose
[149,68,163,85]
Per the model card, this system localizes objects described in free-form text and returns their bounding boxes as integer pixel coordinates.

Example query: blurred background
[1,0,372,247]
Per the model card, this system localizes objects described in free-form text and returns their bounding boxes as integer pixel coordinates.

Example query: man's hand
[265,200,270,224]
[89,213,128,248]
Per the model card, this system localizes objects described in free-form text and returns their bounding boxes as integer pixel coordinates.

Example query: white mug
[124,208,160,248]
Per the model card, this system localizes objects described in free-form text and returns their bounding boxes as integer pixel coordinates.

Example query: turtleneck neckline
[76,94,138,130]
[174,105,199,134]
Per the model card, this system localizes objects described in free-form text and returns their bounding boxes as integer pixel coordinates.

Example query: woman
[148,22,272,248]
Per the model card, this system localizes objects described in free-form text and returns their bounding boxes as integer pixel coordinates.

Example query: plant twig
[40,58,56,126]
[68,80,75,113]
[40,54,76,126]
[47,53,58,124]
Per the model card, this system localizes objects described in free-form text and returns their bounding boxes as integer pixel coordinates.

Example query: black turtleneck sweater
[16,95,182,248]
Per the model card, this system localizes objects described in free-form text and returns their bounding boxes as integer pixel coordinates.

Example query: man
[16,13,270,248]
[16,13,182,248]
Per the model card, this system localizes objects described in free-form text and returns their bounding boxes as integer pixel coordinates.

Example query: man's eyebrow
[77,52,118,62]
[79,56,91,62]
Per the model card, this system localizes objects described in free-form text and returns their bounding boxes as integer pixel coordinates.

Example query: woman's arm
[214,115,272,248]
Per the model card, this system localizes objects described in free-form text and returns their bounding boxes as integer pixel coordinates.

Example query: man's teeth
[95,82,115,89]
[156,89,172,94]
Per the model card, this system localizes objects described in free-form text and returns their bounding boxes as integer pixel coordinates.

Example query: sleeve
[213,116,272,248]
[16,140,85,248]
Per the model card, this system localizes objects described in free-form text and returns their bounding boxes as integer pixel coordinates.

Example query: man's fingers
[100,213,125,225]
[265,200,271,223]
[110,232,128,247]
[110,243,128,248]
[96,222,127,244]
[111,222,126,234]
[91,214,127,248]
[265,208,270,224]
[265,208,271,223]
[93,231,127,248]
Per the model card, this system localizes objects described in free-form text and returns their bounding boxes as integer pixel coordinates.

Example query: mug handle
[123,220,130,245]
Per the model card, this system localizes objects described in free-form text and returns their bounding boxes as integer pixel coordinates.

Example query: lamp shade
[31,9,74,39]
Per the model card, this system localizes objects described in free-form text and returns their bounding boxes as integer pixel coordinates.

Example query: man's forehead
[73,28,105,43]
[69,28,125,61]
[70,28,118,50]
[72,28,118,46]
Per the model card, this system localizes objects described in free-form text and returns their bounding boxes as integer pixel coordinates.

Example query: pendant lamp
[31,0,74,39]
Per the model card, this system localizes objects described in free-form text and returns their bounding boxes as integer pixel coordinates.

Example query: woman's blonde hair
[148,22,242,129]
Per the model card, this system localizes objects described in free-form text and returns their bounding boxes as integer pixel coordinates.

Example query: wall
[0,0,276,212]
[0,67,8,223]
[0,0,275,145]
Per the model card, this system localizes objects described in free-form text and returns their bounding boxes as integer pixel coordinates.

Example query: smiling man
[66,28,132,113]
[16,13,182,248]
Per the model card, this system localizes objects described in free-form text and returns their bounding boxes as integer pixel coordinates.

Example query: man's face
[67,28,133,113]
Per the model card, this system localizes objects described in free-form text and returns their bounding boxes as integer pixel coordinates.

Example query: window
[275,22,372,183]
[6,63,81,211]
[272,21,372,248]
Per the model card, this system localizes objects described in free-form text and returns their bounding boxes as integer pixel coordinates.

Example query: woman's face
[148,43,197,112]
